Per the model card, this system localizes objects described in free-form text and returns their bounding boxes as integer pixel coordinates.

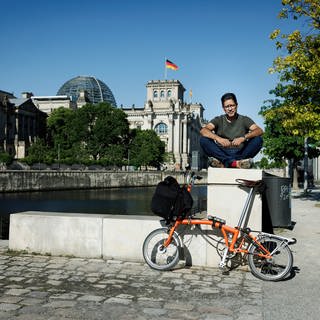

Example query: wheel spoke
[248,236,293,281]
[143,228,180,271]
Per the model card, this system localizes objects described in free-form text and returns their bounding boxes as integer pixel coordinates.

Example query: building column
[182,118,187,154]
[181,118,189,168]
[173,114,181,169]
[168,116,174,153]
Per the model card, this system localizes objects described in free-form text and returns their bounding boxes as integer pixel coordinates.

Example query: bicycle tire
[142,227,181,271]
[248,235,293,281]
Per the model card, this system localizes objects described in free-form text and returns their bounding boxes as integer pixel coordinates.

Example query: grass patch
[6,249,29,256]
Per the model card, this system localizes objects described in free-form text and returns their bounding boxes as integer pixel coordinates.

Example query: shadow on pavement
[292,187,320,202]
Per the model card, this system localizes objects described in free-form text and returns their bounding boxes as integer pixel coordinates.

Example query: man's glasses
[223,104,237,109]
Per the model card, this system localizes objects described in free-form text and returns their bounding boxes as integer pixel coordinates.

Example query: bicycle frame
[163,171,294,262]
[164,217,272,260]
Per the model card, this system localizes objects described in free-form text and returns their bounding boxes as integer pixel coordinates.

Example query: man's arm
[200,123,232,147]
[231,123,263,147]
[244,124,263,140]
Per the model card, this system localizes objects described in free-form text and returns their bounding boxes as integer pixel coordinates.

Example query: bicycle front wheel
[142,227,180,271]
[248,235,293,281]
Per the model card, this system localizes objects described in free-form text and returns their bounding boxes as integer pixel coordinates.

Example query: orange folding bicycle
[142,171,296,281]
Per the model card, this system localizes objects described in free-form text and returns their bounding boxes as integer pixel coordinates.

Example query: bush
[0,152,13,165]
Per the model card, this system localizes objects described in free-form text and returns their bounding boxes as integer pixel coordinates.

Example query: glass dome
[57,76,117,106]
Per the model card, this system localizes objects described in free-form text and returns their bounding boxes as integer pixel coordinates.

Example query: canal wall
[0,170,208,192]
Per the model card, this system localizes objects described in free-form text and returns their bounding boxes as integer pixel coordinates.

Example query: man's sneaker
[236,158,252,169]
[208,157,224,168]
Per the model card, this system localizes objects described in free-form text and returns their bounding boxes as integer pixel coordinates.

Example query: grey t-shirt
[210,114,254,141]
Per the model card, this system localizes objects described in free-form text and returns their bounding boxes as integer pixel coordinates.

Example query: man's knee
[245,136,263,156]
[251,136,263,149]
[200,137,212,149]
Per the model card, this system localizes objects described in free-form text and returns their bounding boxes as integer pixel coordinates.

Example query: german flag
[165,59,178,70]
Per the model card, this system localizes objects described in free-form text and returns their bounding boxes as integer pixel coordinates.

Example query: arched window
[160,90,165,98]
[167,90,171,97]
[153,90,158,98]
[154,122,168,135]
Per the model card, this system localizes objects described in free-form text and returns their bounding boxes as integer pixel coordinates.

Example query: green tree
[47,107,84,163]
[255,156,285,169]
[129,129,165,170]
[260,93,320,165]
[0,152,13,165]
[24,138,52,165]
[265,0,320,141]
[46,103,130,165]
[75,103,130,163]
[260,0,320,175]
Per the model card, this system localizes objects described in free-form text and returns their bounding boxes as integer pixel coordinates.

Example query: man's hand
[231,137,246,147]
[216,137,232,147]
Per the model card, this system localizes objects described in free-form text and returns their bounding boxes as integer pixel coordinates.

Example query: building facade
[122,80,206,170]
[31,95,76,115]
[0,90,47,159]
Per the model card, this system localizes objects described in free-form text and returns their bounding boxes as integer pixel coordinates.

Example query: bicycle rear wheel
[248,235,293,281]
[142,227,180,271]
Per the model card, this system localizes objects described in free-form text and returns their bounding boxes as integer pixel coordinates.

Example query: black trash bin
[262,173,292,229]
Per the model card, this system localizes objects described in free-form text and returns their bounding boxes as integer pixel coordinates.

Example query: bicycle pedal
[218,265,229,274]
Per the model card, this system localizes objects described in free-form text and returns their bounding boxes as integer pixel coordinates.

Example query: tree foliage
[263,0,320,142]
[47,107,82,163]
[24,138,52,165]
[75,103,130,163]
[0,152,13,165]
[28,103,166,169]
[129,129,165,169]
[260,0,320,165]
[260,94,320,163]
[46,103,130,165]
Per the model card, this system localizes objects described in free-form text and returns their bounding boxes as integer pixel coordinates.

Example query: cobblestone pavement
[0,241,263,320]
[1,188,319,320]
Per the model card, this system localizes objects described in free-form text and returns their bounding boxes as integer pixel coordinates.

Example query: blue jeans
[200,136,263,167]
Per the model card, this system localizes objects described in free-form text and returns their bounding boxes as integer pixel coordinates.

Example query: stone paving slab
[0,243,263,320]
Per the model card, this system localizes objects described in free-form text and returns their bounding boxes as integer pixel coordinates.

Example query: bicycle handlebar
[185,171,203,189]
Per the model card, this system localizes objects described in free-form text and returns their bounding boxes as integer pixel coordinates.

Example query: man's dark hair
[221,93,238,105]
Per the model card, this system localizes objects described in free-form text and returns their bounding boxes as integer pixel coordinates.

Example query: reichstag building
[0,76,206,170]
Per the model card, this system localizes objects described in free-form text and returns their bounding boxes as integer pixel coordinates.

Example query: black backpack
[151,176,193,221]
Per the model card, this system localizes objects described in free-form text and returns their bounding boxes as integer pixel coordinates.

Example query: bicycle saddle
[235,179,263,188]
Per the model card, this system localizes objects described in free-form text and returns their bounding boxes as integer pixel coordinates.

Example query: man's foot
[208,157,224,168]
[236,158,252,169]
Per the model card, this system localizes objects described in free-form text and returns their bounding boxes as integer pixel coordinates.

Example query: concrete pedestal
[199,168,263,267]
[207,168,263,229]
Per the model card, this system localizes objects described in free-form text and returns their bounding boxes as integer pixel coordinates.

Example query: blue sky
[1,0,298,128]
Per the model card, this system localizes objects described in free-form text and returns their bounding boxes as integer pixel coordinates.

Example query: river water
[0,185,207,239]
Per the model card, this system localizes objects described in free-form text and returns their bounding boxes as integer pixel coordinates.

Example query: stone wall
[9,211,221,267]
[0,170,208,192]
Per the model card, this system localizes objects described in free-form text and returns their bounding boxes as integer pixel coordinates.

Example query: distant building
[121,80,206,170]
[31,94,77,115]
[32,76,117,115]
[0,90,47,159]
[18,77,206,169]
[57,75,117,107]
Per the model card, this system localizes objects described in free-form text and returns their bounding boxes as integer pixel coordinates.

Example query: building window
[154,122,168,135]
[153,90,158,98]
[160,90,165,98]
[167,90,171,97]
